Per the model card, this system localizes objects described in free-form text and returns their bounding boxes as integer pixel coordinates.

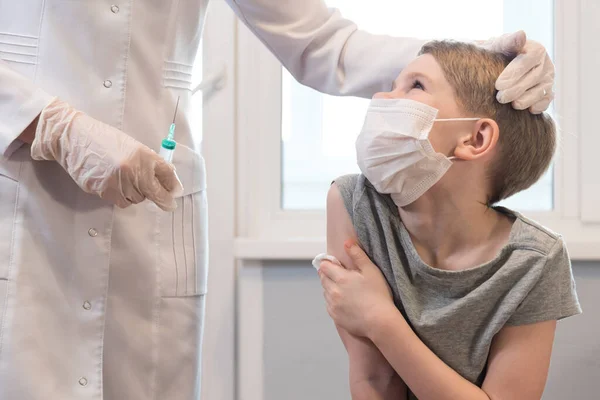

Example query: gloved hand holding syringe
[29,97,184,211]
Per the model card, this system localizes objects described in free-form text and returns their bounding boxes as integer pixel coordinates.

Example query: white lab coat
[0,1,425,399]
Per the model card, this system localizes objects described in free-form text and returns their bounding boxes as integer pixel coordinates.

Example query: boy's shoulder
[333,174,393,206]
[503,207,565,257]
[332,174,397,221]
[332,173,363,191]
[333,174,385,196]
[332,174,364,204]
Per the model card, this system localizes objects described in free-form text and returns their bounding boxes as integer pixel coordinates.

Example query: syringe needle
[172,96,181,124]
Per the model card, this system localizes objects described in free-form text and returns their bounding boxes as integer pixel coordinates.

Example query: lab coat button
[103,80,113,88]
[88,228,98,237]
[111,5,120,14]
[79,377,88,387]
[83,301,92,310]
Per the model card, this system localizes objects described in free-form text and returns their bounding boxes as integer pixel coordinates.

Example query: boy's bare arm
[326,182,407,400]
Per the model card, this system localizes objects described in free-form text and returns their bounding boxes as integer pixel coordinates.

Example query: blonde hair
[419,40,556,204]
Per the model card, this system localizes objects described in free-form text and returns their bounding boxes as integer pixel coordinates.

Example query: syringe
[159,96,180,163]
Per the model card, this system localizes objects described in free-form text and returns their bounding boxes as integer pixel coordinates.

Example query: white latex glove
[480,30,555,114]
[31,98,183,211]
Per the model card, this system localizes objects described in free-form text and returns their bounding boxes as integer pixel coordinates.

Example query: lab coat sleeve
[225,0,428,98]
[0,60,54,157]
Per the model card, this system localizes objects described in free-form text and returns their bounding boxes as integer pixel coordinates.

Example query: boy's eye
[411,79,425,90]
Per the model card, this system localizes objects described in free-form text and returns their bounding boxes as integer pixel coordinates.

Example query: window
[281,0,555,210]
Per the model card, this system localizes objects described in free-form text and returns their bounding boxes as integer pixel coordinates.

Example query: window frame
[233,0,600,261]
[198,1,237,399]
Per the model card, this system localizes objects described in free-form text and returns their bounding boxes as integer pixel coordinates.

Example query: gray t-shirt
[335,174,581,397]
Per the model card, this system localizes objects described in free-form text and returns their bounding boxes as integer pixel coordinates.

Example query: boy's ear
[454,119,499,160]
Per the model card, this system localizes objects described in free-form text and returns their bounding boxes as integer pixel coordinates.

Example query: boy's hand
[318,241,396,338]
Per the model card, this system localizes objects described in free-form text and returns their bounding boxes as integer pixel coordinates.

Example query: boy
[317,41,581,400]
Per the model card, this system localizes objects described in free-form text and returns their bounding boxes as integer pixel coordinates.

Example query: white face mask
[356,98,480,207]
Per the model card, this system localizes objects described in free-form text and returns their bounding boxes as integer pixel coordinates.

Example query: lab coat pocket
[0,1,45,79]
[0,162,19,280]
[158,144,208,297]
[0,33,38,78]
[155,295,205,399]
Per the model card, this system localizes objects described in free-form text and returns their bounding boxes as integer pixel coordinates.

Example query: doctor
[0,1,553,399]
